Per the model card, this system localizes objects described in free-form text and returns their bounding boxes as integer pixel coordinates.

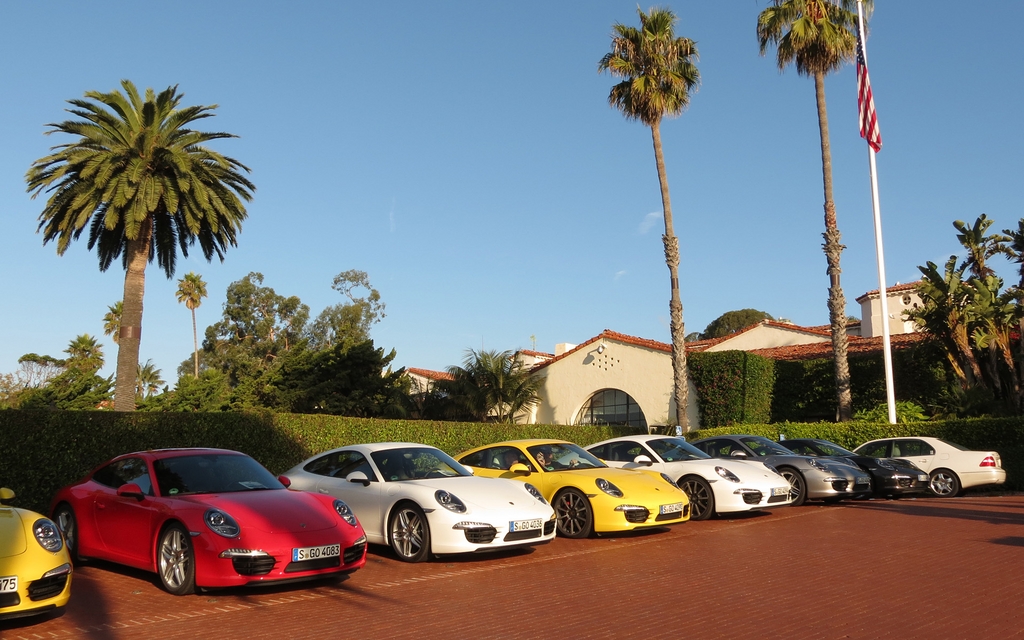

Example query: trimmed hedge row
[688,351,774,426]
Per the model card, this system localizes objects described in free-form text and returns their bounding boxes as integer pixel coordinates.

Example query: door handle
[318,488,329,494]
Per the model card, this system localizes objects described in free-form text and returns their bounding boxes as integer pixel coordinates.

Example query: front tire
[680,476,715,521]
[388,503,431,563]
[157,524,196,595]
[780,467,807,506]
[929,468,961,497]
[553,488,593,538]
[53,504,83,563]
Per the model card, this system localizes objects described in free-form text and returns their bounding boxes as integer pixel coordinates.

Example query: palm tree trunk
[814,72,853,422]
[113,219,151,411]
[651,121,690,431]
[191,308,199,377]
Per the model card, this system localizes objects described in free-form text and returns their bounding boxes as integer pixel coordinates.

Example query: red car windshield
[153,454,284,496]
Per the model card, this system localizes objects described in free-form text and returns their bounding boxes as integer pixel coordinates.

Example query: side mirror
[633,455,654,467]
[346,471,371,486]
[729,450,749,458]
[509,463,531,475]
[278,475,292,488]
[0,487,15,504]
[117,483,145,501]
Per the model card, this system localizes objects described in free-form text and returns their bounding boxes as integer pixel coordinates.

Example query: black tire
[929,468,961,497]
[388,503,431,562]
[779,467,807,506]
[553,488,593,538]
[53,503,83,563]
[157,524,196,595]
[680,476,715,521]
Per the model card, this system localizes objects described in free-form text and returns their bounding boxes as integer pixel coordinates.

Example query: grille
[898,477,913,488]
[767,494,789,504]
[285,556,341,573]
[463,526,497,544]
[343,541,366,565]
[655,510,682,522]
[0,592,20,608]
[543,520,556,535]
[28,574,68,602]
[504,528,542,542]
[232,555,276,576]
[830,480,849,492]
[623,508,649,524]
[741,491,763,505]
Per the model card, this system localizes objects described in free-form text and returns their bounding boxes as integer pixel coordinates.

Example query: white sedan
[586,435,793,520]
[283,443,556,562]
[854,436,1006,497]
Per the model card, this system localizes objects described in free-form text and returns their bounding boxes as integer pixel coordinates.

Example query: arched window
[575,389,647,429]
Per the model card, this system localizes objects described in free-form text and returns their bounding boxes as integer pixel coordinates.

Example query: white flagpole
[857,0,897,424]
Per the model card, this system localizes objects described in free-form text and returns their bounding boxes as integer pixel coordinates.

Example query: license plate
[0,576,16,593]
[509,518,542,532]
[856,477,870,485]
[659,502,683,515]
[772,486,790,496]
[918,474,929,482]
[292,543,340,562]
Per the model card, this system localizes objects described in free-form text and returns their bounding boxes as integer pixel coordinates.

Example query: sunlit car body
[283,443,556,563]
[456,439,690,538]
[0,488,71,621]
[691,435,872,506]
[586,435,792,520]
[853,436,1006,497]
[50,448,367,595]
[779,438,930,498]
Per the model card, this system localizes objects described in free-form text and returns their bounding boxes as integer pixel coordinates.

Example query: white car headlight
[435,490,467,513]
[334,499,359,526]
[204,509,240,538]
[715,466,741,483]
[33,518,64,552]
[596,478,623,498]
[524,483,548,504]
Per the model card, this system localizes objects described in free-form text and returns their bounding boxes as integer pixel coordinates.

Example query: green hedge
[687,417,1022,492]
[0,411,635,514]
[688,351,775,427]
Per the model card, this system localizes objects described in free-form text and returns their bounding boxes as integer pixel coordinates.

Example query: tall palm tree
[102,301,123,344]
[176,272,208,377]
[65,334,104,371]
[136,359,165,399]
[599,7,700,430]
[757,0,867,421]
[27,80,254,411]
[439,349,543,423]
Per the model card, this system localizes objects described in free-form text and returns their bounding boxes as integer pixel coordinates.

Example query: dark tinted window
[92,457,153,495]
[893,440,935,457]
[783,442,819,456]
[697,439,740,458]
[648,438,710,462]
[459,450,488,468]
[587,444,609,460]
[603,441,645,462]
[304,451,377,481]
[855,441,891,458]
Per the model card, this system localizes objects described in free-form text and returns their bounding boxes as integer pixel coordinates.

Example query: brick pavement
[3,496,1023,640]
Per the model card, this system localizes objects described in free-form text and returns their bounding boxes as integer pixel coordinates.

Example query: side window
[605,441,643,462]
[859,441,891,458]
[787,444,815,456]
[304,452,377,481]
[899,440,935,457]
[489,447,534,471]
[588,444,608,460]
[459,450,489,468]
[700,440,732,458]
[303,454,337,476]
[92,458,153,495]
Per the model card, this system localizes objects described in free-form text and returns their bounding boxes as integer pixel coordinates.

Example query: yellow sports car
[456,440,689,538]
[0,488,72,621]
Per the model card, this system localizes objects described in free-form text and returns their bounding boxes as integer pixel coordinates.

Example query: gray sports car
[690,435,872,505]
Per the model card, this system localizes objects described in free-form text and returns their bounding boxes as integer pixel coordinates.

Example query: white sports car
[586,435,793,520]
[854,436,1007,497]
[283,443,556,562]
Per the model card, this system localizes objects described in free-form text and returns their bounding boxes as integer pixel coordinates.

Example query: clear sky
[2,1,1022,386]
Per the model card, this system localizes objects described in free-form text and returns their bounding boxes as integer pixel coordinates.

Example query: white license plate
[509,518,542,532]
[292,543,340,562]
[772,486,790,496]
[659,502,683,514]
[856,477,870,485]
[918,474,929,482]
[0,576,17,593]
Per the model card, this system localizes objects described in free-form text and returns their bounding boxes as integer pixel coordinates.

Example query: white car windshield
[648,438,711,462]
[370,447,471,482]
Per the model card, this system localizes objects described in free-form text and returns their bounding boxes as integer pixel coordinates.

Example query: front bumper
[591,496,691,533]
[428,509,557,555]
[715,485,793,512]
[805,470,873,500]
[872,471,930,496]
[0,562,72,621]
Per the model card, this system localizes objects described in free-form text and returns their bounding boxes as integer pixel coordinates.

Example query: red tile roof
[855,281,922,303]
[748,332,927,361]
[518,349,554,359]
[406,367,454,381]
[685,320,832,352]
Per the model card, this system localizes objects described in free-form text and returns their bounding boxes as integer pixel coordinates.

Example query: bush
[688,351,774,427]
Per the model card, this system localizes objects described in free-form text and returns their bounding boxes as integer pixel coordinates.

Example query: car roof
[587,434,686,447]
[122,448,245,460]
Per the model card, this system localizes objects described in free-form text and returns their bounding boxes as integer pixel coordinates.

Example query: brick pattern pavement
[3,496,1023,639]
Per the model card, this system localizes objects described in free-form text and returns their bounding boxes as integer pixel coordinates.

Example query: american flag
[856,28,882,152]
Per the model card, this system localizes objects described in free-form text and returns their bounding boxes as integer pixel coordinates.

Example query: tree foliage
[701,309,774,339]
[432,350,544,423]
[307,270,385,352]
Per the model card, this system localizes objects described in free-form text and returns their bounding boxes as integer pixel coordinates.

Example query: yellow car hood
[0,508,28,557]
[549,466,677,497]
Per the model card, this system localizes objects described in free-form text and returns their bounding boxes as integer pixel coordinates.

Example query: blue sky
[2,1,1022,385]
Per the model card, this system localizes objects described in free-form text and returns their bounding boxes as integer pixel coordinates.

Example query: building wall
[860,290,922,337]
[703,324,828,352]
[531,339,700,430]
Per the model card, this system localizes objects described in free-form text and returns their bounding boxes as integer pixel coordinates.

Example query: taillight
[980,456,996,468]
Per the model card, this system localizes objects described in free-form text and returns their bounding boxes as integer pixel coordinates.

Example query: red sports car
[50,448,367,595]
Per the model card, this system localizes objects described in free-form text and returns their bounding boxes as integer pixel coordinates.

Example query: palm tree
[65,334,104,371]
[102,301,123,344]
[136,359,165,399]
[757,0,867,421]
[27,80,254,411]
[176,272,208,377]
[599,7,700,429]
[439,349,543,423]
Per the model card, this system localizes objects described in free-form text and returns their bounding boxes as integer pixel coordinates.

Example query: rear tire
[929,469,961,497]
[779,467,807,506]
[680,476,715,521]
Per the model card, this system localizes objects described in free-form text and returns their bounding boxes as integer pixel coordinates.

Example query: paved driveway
[4,496,1023,639]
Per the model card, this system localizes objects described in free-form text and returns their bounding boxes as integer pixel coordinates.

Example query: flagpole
[857,0,897,424]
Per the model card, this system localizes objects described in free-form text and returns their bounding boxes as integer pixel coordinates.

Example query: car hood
[0,507,27,557]
[543,466,679,496]
[665,458,785,483]
[178,489,338,534]
[414,476,550,512]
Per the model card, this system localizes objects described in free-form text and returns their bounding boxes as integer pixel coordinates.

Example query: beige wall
[530,339,700,430]
[859,290,922,337]
[703,324,828,352]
